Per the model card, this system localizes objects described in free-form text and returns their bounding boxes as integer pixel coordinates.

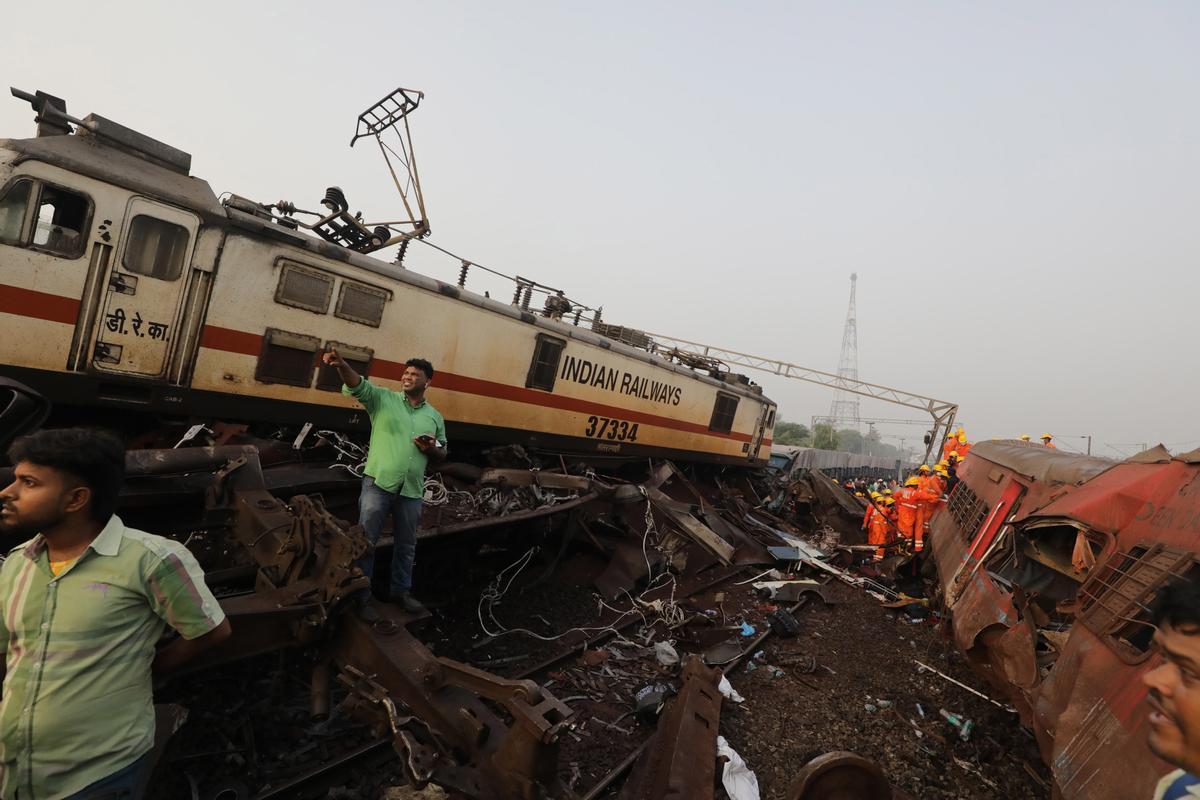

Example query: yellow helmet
[883,497,895,506]
[1019,434,1031,441]
[946,434,955,441]
[882,488,893,495]
[1041,433,1053,440]
[958,434,968,442]
[935,466,949,476]
[870,491,882,499]
[956,427,965,435]
[918,464,931,473]
[904,476,920,487]
[937,459,949,467]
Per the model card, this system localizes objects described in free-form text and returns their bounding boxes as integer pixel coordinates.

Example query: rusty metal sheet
[618,656,723,800]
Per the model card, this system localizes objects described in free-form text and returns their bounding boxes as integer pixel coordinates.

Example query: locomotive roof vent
[10,88,192,175]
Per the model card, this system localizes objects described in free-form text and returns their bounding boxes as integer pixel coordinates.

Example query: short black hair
[7,428,125,523]
[405,358,434,380]
[1151,576,1200,632]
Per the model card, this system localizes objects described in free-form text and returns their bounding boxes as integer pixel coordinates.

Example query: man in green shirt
[323,349,446,618]
[0,428,231,799]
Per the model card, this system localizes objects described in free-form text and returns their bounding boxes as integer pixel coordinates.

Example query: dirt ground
[717,579,1051,800]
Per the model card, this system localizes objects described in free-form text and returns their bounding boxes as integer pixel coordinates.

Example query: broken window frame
[255,327,321,388]
[0,176,92,259]
[274,259,335,314]
[709,392,739,433]
[1075,542,1195,664]
[526,334,566,391]
[316,341,373,391]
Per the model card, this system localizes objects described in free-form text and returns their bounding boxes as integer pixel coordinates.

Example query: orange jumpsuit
[863,503,877,532]
[915,474,941,539]
[867,504,895,559]
[894,486,939,551]
[941,438,958,461]
[957,441,971,460]
[1043,441,1057,449]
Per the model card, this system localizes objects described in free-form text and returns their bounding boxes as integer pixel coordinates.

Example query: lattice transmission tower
[826,273,862,432]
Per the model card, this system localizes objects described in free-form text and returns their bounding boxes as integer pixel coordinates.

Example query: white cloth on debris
[653,641,680,665]
[716,735,760,800]
[718,675,745,703]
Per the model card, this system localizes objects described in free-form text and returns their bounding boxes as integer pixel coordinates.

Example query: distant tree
[812,423,839,450]
[774,420,811,446]
[838,428,865,454]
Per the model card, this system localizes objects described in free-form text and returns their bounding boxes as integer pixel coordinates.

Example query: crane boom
[644,331,958,463]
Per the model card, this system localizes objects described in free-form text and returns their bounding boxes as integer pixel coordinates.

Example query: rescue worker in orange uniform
[867,496,896,560]
[941,434,957,462]
[956,433,971,461]
[915,464,940,540]
[1041,433,1056,449]
[862,491,882,532]
[894,476,939,552]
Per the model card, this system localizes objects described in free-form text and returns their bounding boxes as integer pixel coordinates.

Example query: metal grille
[335,282,388,327]
[256,328,320,387]
[1078,544,1193,643]
[276,263,333,313]
[947,481,989,540]
[592,323,655,351]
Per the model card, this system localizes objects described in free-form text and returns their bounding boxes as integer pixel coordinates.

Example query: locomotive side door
[91,197,198,378]
[748,403,772,460]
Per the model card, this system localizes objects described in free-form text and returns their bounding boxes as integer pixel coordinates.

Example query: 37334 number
[584,416,639,441]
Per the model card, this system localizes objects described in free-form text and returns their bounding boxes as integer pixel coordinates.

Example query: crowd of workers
[852,427,1058,561]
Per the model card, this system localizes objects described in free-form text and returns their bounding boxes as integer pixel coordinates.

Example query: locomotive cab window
[0,178,91,258]
[709,392,739,433]
[124,215,189,281]
[526,334,565,391]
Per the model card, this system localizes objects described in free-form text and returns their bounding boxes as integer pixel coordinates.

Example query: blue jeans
[357,474,423,599]
[62,750,152,799]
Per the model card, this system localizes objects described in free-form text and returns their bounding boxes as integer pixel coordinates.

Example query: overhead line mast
[826,273,862,432]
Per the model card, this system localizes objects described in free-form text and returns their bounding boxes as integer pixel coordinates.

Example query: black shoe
[393,591,426,614]
[354,602,383,623]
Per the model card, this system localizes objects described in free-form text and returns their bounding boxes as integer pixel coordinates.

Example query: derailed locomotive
[930,440,1197,799]
[0,88,775,466]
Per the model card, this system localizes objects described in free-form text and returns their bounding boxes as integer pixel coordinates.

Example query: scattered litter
[864,703,878,713]
[703,639,744,666]
[718,675,745,703]
[752,650,767,662]
[739,622,756,637]
[916,703,925,718]
[767,609,801,637]
[877,699,893,709]
[716,735,761,800]
[653,641,680,665]
[634,684,673,723]
[579,649,609,667]
[940,709,975,740]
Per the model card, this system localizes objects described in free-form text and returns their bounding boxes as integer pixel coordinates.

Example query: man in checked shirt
[0,428,231,799]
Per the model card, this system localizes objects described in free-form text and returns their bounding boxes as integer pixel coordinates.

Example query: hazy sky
[4,2,1198,458]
